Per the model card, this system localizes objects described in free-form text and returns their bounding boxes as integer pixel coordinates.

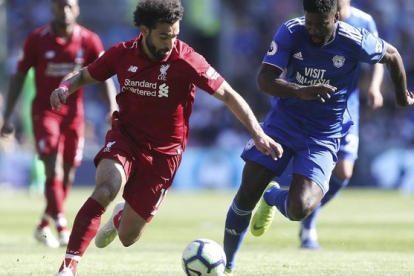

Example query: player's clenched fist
[50,84,70,110]
[396,89,414,108]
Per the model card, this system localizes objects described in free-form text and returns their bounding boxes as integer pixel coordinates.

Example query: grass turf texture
[0,188,413,276]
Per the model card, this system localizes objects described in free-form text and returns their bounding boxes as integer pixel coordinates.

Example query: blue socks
[263,187,291,219]
[223,199,252,270]
[223,176,351,269]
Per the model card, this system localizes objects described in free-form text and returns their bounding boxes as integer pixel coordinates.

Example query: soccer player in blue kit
[300,0,385,250]
[222,0,413,274]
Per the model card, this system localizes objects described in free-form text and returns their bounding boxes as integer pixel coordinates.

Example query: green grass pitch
[0,187,413,275]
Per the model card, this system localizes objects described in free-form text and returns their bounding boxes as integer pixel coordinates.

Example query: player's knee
[118,230,141,247]
[119,237,135,247]
[91,183,119,206]
[287,206,308,221]
[288,198,315,221]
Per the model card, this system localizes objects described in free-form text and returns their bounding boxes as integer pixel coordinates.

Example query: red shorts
[94,123,182,222]
[32,108,84,166]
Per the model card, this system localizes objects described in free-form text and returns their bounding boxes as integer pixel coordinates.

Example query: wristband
[59,81,71,97]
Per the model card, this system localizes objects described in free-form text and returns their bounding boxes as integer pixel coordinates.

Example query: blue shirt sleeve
[359,28,386,64]
[262,24,293,71]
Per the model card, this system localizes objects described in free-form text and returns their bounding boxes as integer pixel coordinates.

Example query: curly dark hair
[133,0,184,29]
[303,0,337,13]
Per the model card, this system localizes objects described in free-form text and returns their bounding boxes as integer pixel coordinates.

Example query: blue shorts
[241,124,339,195]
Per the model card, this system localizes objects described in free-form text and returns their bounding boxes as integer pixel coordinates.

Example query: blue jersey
[262,17,386,138]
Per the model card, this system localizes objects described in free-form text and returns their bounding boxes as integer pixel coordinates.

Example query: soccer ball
[181,239,227,276]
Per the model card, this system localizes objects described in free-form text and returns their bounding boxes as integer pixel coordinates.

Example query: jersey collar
[49,22,80,45]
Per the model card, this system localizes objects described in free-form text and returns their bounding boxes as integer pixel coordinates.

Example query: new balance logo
[158,83,169,98]
[103,141,116,152]
[127,65,138,72]
[293,52,303,60]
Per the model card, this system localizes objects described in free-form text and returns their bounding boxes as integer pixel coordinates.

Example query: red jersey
[88,36,224,155]
[17,23,104,117]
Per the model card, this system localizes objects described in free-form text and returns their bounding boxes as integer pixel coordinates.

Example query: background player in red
[0,0,117,248]
[50,0,283,275]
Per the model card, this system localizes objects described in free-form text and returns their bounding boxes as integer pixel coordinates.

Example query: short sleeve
[262,24,293,70]
[184,50,224,94]
[88,45,118,81]
[359,28,386,64]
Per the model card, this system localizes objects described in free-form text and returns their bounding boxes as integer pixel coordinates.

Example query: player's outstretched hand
[253,132,283,161]
[396,90,414,108]
[50,87,69,110]
[296,84,337,103]
[0,121,15,137]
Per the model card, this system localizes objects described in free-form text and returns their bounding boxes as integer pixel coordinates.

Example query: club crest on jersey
[267,41,277,56]
[158,64,170,81]
[45,50,55,59]
[332,55,345,68]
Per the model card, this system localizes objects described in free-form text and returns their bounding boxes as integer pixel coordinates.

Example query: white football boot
[95,201,125,248]
[34,226,60,248]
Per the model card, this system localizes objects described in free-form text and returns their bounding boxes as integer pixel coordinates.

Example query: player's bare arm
[379,42,414,108]
[366,63,384,109]
[50,67,100,110]
[213,81,283,160]
[0,72,27,137]
[257,63,336,103]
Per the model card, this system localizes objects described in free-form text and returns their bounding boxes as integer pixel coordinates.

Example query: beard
[146,37,169,60]
[309,32,334,47]
[54,17,73,29]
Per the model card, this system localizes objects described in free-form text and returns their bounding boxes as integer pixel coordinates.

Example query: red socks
[65,197,106,257]
[44,178,64,219]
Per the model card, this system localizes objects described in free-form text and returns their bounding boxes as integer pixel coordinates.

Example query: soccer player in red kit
[51,0,283,275]
[1,0,117,248]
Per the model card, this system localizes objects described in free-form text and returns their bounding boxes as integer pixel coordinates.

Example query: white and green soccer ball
[181,239,227,276]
